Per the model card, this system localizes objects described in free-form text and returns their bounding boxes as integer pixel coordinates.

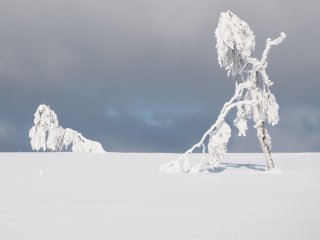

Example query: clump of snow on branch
[215,10,255,77]
[233,107,248,136]
[263,91,279,126]
[29,104,105,153]
[208,122,231,164]
[160,10,286,173]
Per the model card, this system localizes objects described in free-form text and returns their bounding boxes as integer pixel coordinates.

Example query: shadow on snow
[204,162,266,173]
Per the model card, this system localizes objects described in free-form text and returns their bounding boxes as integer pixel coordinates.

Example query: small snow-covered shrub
[29,104,105,153]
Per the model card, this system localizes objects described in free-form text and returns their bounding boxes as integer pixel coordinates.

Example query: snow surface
[0,152,319,240]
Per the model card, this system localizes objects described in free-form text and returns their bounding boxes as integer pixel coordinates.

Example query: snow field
[0,152,319,240]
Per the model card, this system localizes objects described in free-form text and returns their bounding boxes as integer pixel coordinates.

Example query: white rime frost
[160,10,285,173]
[29,104,105,153]
[215,10,255,77]
[208,122,231,163]
[233,107,248,136]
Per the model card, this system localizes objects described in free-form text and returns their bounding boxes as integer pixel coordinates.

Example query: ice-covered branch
[260,32,286,68]
[177,99,251,157]
[160,82,251,173]
[29,104,105,153]
[180,81,250,150]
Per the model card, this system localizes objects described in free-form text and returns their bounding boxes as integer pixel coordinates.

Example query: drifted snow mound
[29,104,105,153]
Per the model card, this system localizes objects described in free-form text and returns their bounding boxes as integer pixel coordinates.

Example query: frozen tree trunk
[250,71,275,170]
[256,121,274,170]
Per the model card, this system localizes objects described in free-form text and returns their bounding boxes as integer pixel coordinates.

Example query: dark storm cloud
[0,0,319,152]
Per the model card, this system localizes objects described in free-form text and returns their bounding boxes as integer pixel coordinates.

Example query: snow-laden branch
[260,33,286,68]
[180,100,252,157]
[160,82,252,173]
[178,81,250,157]
[29,104,105,153]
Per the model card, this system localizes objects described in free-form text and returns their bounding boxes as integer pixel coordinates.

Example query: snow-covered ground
[0,152,319,240]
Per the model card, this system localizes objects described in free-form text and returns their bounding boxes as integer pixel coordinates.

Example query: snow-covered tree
[29,104,105,153]
[160,10,285,173]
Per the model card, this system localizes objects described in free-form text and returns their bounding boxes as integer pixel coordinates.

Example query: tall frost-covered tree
[160,10,286,173]
[29,104,105,153]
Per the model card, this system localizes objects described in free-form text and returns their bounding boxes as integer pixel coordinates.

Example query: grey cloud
[0,0,319,152]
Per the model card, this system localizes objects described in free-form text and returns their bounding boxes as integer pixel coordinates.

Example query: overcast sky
[0,0,319,152]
